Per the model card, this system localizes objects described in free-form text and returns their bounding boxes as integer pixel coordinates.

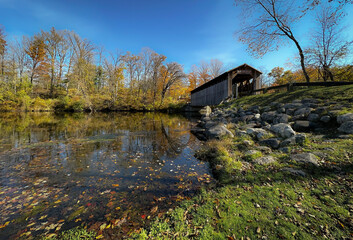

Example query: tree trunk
[292,38,310,83]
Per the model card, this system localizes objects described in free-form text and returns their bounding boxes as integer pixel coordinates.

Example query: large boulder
[338,121,353,134]
[205,124,234,139]
[291,153,319,166]
[270,123,296,139]
[199,106,212,116]
[337,113,353,124]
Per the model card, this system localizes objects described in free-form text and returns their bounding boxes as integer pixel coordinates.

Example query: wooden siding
[191,78,228,106]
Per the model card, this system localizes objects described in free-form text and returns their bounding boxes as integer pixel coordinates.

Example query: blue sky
[0,0,352,73]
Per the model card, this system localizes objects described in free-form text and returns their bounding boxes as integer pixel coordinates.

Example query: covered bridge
[190,64,262,106]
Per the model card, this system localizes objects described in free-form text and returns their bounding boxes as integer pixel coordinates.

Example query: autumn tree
[305,3,352,81]
[187,65,199,92]
[235,0,311,82]
[42,27,69,96]
[0,26,7,78]
[159,62,186,106]
[25,35,47,84]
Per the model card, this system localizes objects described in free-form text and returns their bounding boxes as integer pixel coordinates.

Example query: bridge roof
[190,63,262,94]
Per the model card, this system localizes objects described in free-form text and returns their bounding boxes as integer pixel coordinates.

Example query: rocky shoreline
[192,98,353,176]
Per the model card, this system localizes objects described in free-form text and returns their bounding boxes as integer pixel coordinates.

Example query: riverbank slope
[131,85,353,239]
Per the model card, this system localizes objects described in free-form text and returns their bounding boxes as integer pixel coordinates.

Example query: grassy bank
[131,85,353,240]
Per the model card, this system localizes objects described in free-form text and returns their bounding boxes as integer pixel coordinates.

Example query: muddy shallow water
[0,112,211,239]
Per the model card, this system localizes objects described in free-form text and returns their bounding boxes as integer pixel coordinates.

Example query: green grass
[220,85,353,114]
[40,227,96,240]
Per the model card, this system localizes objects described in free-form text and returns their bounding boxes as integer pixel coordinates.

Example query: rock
[286,108,296,116]
[199,106,212,116]
[294,107,312,119]
[273,114,290,124]
[244,150,262,160]
[291,153,319,166]
[259,138,280,149]
[301,98,319,104]
[281,168,306,177]
[277,107,286,114]
[338,121,353,134]
[293,121,318,132]
[314,107,327,115]
[246,128,271,141]
[307,113,320,122]
[261,111,276,123]
[283,102,303,110]
[254,113,261,119]
[280,133,306,147]
[253,156,277,165]
[204,121,217,129]
[320,115,331,123]
[337,113,353,124]
[270,123,296,139]
[279,147,291,153]
[205,124,234,139]
[243,140,253,146]
[256,146,272,154]
[235,130,248,137]
[294,134,307,145]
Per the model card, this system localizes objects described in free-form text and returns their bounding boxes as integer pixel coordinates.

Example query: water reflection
[0,112,210,239]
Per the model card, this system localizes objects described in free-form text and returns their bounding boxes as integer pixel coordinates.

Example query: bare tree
[209,59,225,78]
[235,0,311,82]
[197,61,211,84]
[305,3,352,81]
[10,37,27,82]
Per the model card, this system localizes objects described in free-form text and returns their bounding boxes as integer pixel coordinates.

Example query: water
[0,112,211,239]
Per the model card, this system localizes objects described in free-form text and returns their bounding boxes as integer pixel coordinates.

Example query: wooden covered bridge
[190,64,262,106]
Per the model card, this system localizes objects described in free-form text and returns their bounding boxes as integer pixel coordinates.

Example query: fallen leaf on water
[100,223,107,230]
[112,184,119,187]
[150,206,158,214]
[0,221,10,229]
[46,233,57,238]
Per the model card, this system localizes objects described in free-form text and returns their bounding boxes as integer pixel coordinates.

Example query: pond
[0,112,211,239]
